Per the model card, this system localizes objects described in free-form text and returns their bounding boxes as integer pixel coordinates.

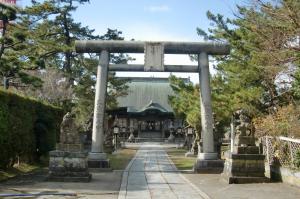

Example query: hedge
[0,89,63,169]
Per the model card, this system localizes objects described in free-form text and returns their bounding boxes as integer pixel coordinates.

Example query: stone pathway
[118,143,209,199]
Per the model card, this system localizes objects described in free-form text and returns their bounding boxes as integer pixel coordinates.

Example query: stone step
[135,138,166,142]
[139,132,162,138]
[47,174,92,182]
[225,176,270,184]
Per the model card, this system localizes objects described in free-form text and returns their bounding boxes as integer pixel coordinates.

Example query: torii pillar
[194,52,224,173]
[88,50,110,169]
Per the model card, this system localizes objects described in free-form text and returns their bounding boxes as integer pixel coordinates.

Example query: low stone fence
[261,136,300,187]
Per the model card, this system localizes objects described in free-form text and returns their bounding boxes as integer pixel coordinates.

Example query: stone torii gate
[75,40,230,170]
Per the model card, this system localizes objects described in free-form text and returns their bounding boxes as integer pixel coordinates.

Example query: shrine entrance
[143,120,160,132]
[75,40,230,170]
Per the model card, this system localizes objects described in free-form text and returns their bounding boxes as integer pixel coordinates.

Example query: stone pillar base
[48,150,91,182]
[88,152,110,170]
[222,151,269,184]
[198,152,218,160]
[194,159,224,173]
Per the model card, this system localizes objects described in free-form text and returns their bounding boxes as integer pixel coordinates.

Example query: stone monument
[222,109,268,183]
[48,112,91,182]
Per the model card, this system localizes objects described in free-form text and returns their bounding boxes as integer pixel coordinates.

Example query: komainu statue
[233,109,255,146]
[221,108,268,184]
[59,112,80,145]
[48,112,91,182]
[56,112,83,152]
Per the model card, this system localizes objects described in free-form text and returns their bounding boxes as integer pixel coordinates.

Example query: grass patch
[167,148,196,170]
[0,163,42,182]
[107,148,137,170]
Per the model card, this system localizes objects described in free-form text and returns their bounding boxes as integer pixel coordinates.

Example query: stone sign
[144,42,164,72]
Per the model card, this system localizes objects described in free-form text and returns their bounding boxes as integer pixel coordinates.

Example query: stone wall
[265,164,300,187]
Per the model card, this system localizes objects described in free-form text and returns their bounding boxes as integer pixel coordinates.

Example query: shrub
[0,89,63,169]
[254,104,300,138]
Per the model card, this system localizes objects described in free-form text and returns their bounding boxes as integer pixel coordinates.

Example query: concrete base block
[88,159,110,169]
[88,152,110,169]
[194,159,224,173]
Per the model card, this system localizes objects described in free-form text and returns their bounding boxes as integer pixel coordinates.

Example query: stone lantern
[185,126,195,157]
[167,121,175,142]
[113,125,120,152]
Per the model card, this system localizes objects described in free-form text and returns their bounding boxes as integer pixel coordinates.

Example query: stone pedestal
[222,145,269,184]
[48,112,91,182]
[194,147,224,173]
[88,152,110,170]
[48,149,91,182]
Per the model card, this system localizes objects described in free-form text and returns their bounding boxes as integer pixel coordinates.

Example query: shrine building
[107,77,188,139]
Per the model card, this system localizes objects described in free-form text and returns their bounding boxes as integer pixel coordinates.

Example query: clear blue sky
[72,0,240,41]
[21,0,244,83]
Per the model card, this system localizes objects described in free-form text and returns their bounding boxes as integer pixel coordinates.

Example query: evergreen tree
[168,75,230,137]
[73,29,131,127]
[0,2,42,89]
[1,1,131,125]
[197,0,300,117]
[24,0,96,84]
[168,75,200,130]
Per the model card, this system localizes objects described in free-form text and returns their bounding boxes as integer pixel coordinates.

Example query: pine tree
[193,0,300,137]
[197,0,300,116]
[0,2,42,89]
[24,0,97,84]
[168,75,200,130]
[73,29,131,127]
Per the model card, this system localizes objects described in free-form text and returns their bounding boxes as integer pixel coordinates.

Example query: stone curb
[117,146,140,199]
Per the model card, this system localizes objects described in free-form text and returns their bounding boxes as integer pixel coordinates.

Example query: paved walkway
[118,143,209,199]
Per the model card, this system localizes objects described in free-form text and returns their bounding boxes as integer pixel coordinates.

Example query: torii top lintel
[75,40,230,55]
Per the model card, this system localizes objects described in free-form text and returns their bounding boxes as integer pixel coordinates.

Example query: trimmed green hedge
[0,89,63,169]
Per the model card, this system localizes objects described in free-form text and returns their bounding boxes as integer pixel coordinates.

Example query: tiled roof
[117,77,175,113]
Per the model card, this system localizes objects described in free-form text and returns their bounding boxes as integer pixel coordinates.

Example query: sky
[20,0,244,83]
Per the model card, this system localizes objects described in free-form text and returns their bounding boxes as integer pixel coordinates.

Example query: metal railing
[261,136,300,167]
